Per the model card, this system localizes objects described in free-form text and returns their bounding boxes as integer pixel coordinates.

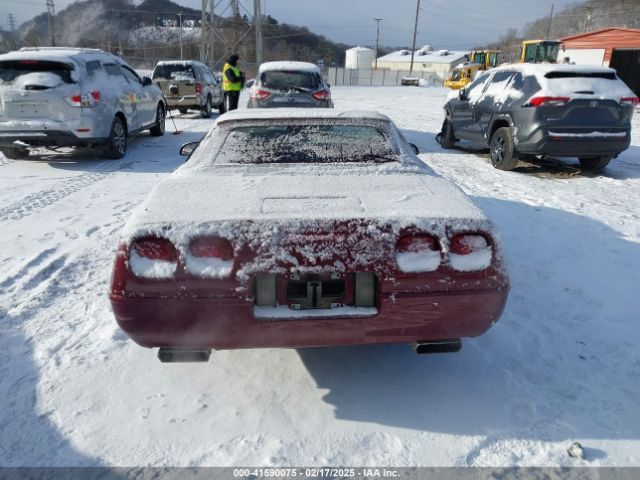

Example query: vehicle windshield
[0,60,75,85]
[152,63,195,80]
[450,69,462,81]
[215,123,399,164]
[260,70,321,92]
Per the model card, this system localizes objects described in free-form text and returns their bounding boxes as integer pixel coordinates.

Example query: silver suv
[152,60,224,117]
[247,61,333,108]
[0,47,167,159]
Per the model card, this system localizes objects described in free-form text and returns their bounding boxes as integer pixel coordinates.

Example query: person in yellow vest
[222,54,244,111]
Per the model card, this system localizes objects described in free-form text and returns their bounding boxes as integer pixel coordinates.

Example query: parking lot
[1,86,639,467]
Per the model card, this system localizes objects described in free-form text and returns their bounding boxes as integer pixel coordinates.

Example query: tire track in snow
[0,168,115,222]
[0,118,205,223]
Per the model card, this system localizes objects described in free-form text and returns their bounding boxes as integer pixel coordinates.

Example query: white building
[375,46,468,80]
[345,46,376,69]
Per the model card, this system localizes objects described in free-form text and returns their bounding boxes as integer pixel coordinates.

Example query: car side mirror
[180,141,199,157]
[142,76,153,86]
[409,143,419,155]
[458,88,467,100]
[246,79,255,89]
[327,83,331,88]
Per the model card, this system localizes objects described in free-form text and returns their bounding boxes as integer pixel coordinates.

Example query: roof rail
[19,46,107,54]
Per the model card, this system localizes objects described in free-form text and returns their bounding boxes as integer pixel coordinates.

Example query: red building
[560,27,640,95]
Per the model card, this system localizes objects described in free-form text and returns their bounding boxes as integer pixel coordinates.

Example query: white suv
[0,47,167,159]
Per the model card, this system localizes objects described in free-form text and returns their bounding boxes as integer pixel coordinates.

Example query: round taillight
[190,237,233,260]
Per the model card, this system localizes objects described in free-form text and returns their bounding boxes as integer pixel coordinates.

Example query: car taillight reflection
[526,96,570,107]
[312,89,331,101]
[132,238,177,261]
[620,96,639,107]
[450,234,488,255]
[65,90,101,107]
[397,235,439,253]
[250,89,271,100]
[189,237,233,260]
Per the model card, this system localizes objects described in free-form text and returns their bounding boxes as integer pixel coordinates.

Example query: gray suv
[152,60,224,117]
[247,61,333,108]
[0,47,166,160]
[439,64,637,172]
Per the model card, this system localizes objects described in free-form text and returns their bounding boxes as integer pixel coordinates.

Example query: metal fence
[325,67,444,87]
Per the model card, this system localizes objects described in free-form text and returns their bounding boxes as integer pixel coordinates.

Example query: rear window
[152,64,195,80]
[545,71,617,80]
[0,60,75,84]
[260,70,321,91]
[216,124,398,164]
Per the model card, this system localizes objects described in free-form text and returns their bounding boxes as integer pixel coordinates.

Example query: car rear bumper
[165,94,201,108]
[247,99,333,109]
[0,129,108,148]
[516,128,631,157]
[110,289,509,350]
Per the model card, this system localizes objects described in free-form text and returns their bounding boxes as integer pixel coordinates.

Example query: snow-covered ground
[1,87,639,467]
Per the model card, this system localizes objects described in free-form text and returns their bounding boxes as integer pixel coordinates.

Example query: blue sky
[3,0,579,49]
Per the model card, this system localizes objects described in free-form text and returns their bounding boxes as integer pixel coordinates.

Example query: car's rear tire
[150,104,166,137]
[440,117,456,149]
[104,117,127,159]
[1,147,29,160]
[490,127,518,171]
[579,156,612,172]
[201,95,212,118]
[217,99,226,114]
[178,107,188,115]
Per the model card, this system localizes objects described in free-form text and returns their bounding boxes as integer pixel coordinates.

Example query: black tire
[441,117,456,149]
[178,107,188,115]
[579,156,612,172]
[150,104,166,137]
[1,147,29,160]
[201,95,212,118]
[217,99,226,114]
[104,117,127,159]
[490,127,519,171]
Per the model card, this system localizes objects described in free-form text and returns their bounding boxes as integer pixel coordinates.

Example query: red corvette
[109,110,509,362]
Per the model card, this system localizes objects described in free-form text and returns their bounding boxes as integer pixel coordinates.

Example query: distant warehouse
[560,27,640,96]
[375,46,468,81]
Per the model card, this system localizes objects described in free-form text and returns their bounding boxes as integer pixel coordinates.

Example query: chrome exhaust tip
[157,348,212,363]
[414,339,462,355]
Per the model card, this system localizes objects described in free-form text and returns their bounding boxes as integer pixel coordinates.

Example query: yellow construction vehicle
[444,63,482,89]
[469,49,501,69]
[520,40,561,63]
[444,50,500,90]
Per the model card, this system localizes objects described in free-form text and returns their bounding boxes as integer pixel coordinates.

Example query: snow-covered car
[439,64,638,172]
[109,109,509,362]
[247,61,333,108]
[152,60,225,117]
[0,47,166,160]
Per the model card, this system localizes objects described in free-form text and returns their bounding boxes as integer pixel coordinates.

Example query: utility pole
[201,0,208,63]
[209,0,215,70]
[546,3,554,40]
[46,0,56,46]
[254,0,263,66]
[582,6,592,33]
[177,11,183,59]
[374,18,382,69]
[7,13,17,49]
[409,0,420,75]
